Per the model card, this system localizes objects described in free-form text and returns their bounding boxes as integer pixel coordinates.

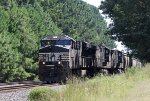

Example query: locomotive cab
[38,34,76,83]
[111,50,124,70]
[100,46,111,67]
[95,45,112,68]
[76,41,97,68]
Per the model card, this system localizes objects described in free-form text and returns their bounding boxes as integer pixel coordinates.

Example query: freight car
[38,34,141,83]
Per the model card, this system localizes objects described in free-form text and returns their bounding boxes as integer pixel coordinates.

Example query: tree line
[100,0,150,62]
[0,0,114,82]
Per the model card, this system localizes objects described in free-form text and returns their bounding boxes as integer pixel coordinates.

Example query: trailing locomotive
[38,34,141,83]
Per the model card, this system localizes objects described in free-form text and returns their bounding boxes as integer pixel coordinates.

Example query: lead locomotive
[38,34,141,83]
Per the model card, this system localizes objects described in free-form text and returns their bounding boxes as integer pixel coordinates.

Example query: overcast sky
[82,0,102,7]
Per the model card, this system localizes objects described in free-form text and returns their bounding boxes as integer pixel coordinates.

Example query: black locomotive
[38,34,141,83]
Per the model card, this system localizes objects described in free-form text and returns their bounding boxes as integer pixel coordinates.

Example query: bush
[28,86,57,101]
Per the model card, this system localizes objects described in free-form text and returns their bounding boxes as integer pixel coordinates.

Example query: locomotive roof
[112,49,122,52]
[41,34,75,41]
[99,45,110,50]
[79,41,97,48]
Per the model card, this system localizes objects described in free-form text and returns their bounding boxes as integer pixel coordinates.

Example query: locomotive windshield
[41,40,71,47]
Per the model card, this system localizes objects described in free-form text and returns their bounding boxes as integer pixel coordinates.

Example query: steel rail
[0,82,59,93]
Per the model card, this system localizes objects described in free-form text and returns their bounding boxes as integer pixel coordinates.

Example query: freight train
[38,34,142,83]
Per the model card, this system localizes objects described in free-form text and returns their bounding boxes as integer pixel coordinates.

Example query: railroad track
[0,81,58,93]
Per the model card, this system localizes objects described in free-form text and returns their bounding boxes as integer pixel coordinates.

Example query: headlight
[58,61,61,64]
[43,62,45,64]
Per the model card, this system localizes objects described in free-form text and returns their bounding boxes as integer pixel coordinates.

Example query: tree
[0,0,62,82]
[41,0,115,48]
[100,0,150,61]
[0,0,115,82]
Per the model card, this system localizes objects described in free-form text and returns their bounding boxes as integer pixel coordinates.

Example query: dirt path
[125,79,150,101]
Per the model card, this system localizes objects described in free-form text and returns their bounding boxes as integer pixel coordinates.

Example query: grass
[28,64,150,101]
[28,86,57,101]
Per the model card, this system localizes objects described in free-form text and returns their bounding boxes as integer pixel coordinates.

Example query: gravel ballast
[0,89,30,101]
[0,85,66,101]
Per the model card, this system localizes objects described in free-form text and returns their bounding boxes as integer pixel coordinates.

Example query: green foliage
[28,86,57,101]
[0,1,62,82]
[100,0,150,61]
[0,0,115,82]
[41,0,115,48]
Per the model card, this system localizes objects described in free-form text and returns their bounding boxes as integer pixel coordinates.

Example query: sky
[82,0,126,51]
[82,0,102,7]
